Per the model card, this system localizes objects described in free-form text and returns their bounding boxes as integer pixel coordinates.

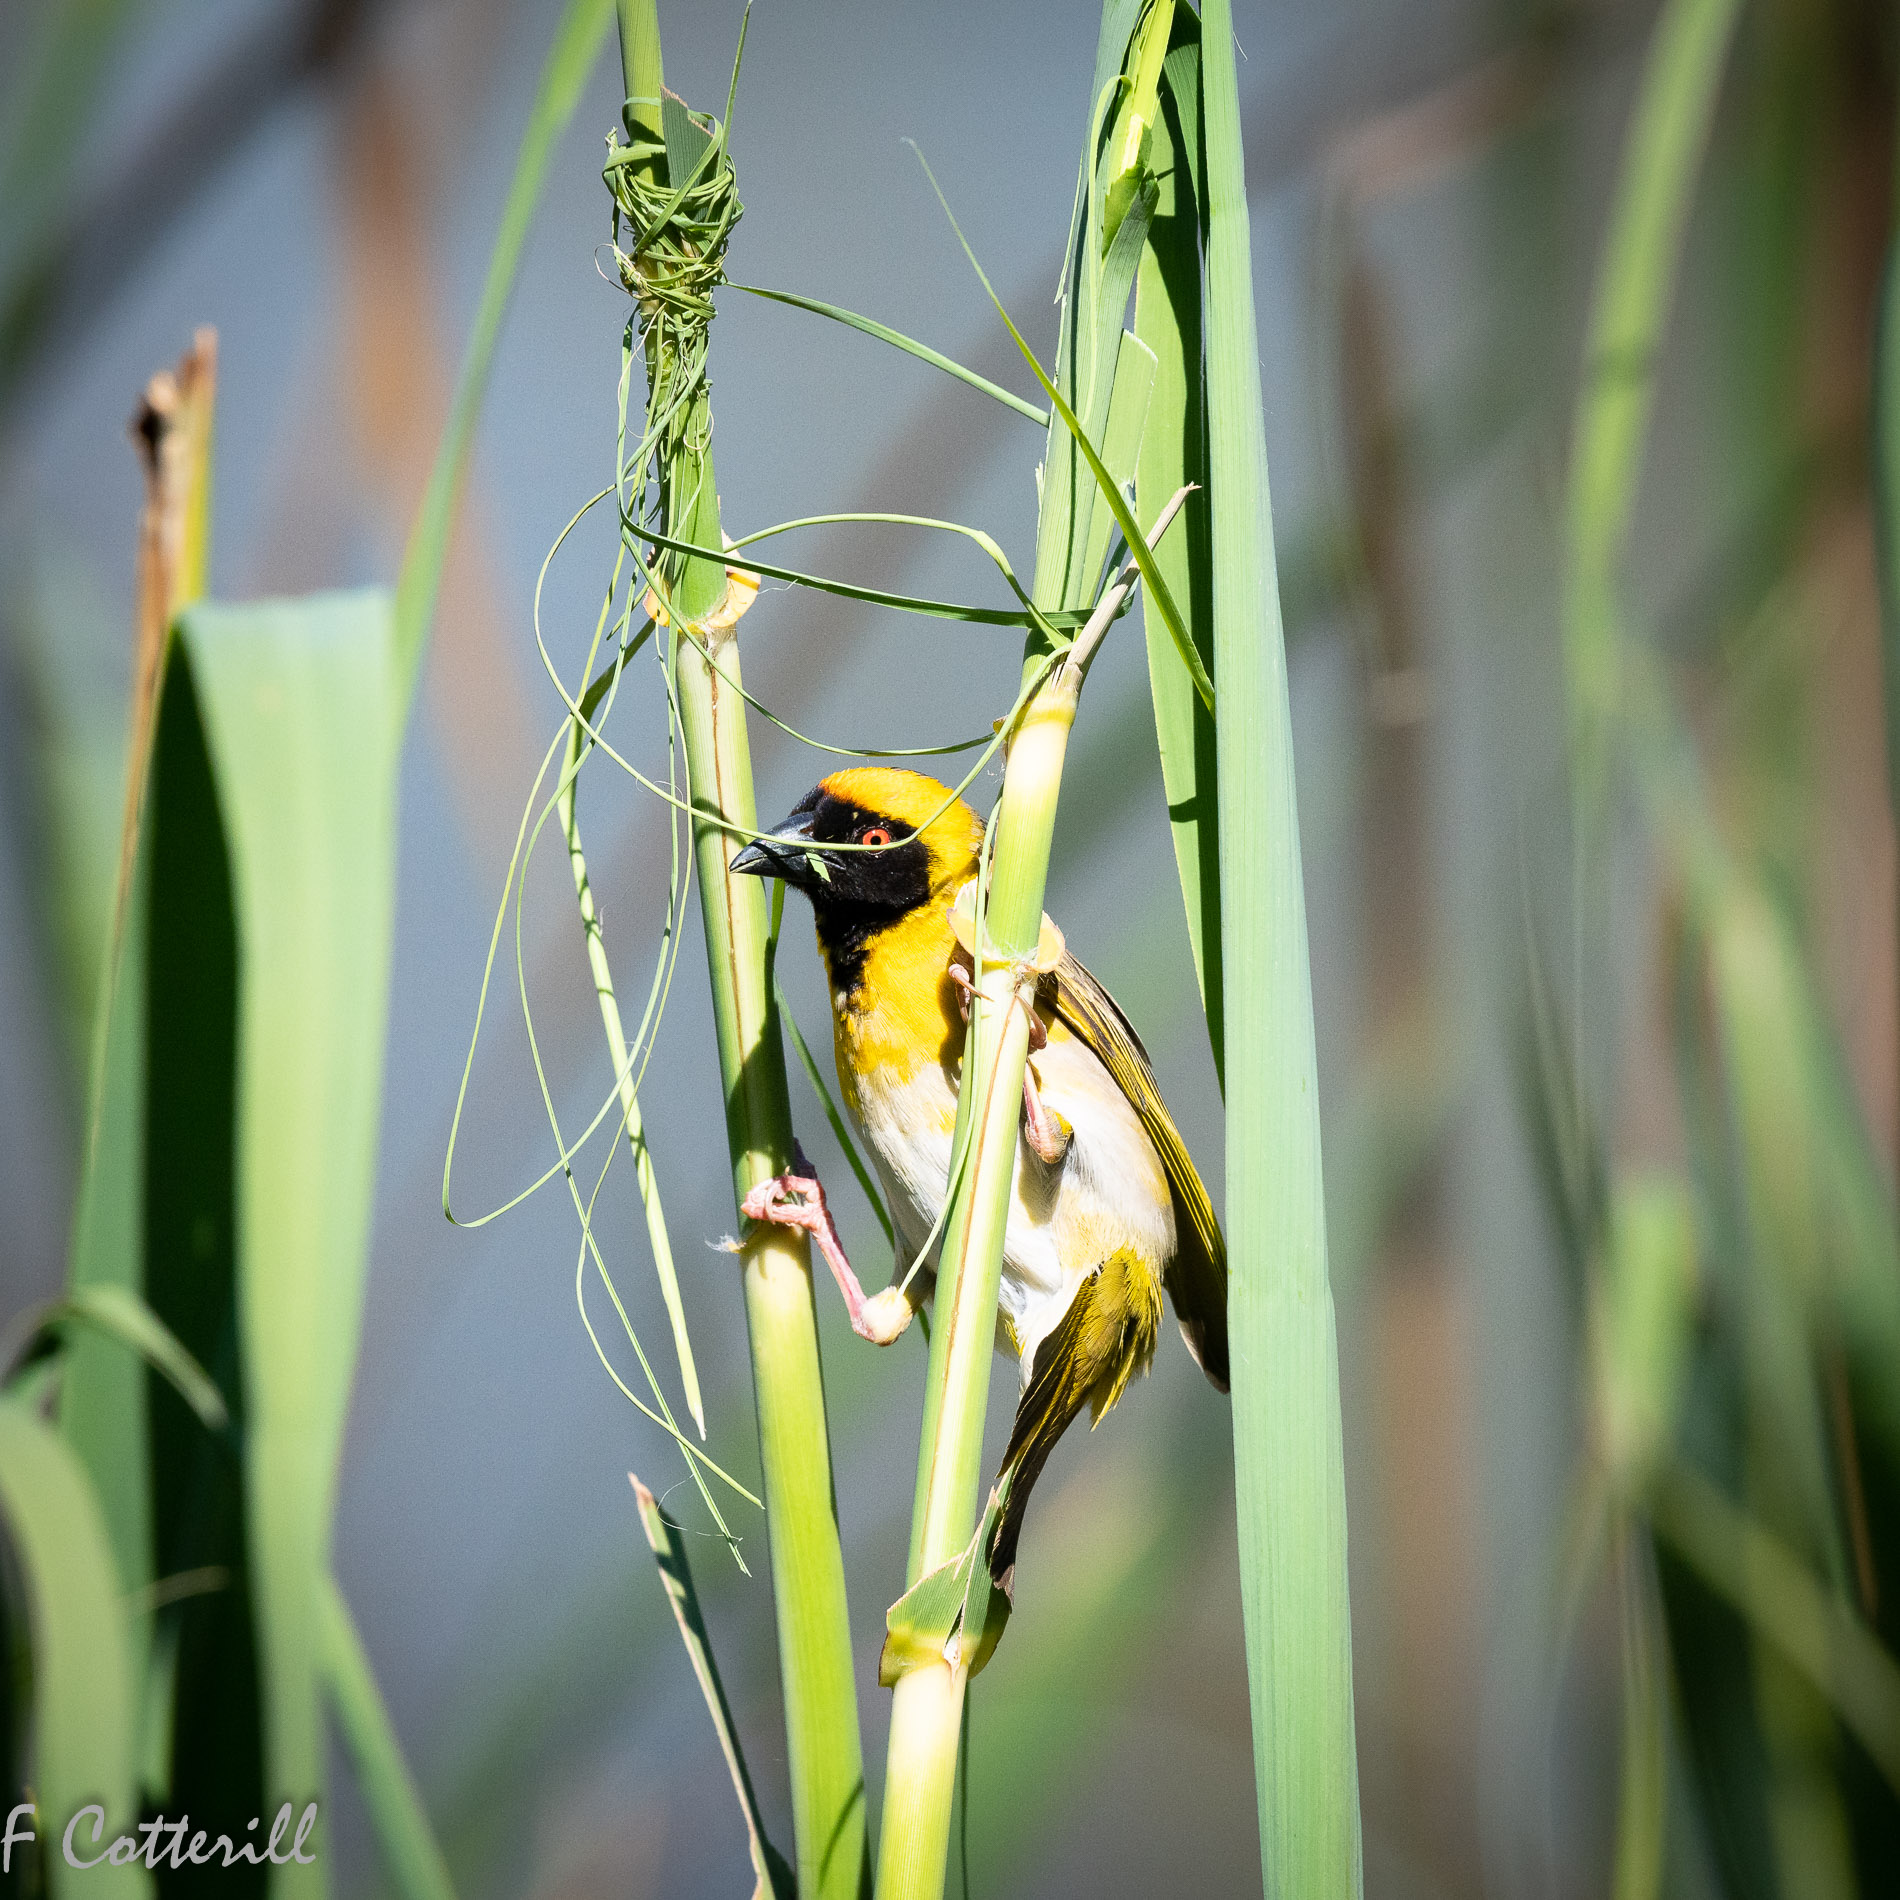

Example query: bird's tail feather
[986,1252,1157,1591]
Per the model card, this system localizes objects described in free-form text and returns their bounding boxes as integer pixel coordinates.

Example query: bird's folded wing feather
[1041,951,1229,1390]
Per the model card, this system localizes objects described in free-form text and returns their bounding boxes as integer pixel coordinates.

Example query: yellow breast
[829,907,966,1116]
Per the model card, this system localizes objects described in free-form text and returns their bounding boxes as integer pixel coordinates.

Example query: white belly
[848,1035,1174,1379]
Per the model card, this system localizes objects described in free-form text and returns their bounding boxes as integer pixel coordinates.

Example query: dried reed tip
[131,329,218,474]
[132,371,181,471]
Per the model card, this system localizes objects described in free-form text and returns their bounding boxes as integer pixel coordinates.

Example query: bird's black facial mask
[733,787,931,912]
[733,787,934,993]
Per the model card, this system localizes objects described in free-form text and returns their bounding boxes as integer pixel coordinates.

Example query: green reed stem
[873,8,1199,1885]
[1559,2,1744,1888]
[874,639,1081,1900]
[616,6,868,1893]
[1562,0,1744,831]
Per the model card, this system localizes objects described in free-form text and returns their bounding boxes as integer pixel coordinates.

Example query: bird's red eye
[861,827,891,848]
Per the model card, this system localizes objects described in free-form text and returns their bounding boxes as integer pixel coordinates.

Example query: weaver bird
[731,767,1226,1586]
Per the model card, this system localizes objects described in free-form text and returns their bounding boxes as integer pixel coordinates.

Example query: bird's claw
[949,959,977,1023]
[740,1171,819,1226]
[742,1145,911,1344]
[950,956,1048,1050]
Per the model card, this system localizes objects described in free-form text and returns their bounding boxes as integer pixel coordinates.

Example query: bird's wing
[1041,950,1229,1390]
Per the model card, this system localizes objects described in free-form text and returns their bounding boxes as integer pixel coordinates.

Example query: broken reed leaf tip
[949,879,1064,972]
[643,548,761,635]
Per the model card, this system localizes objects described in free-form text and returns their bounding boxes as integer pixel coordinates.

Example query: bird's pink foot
[741,1143,911,1343]
[949,959,1047,1048]
[950,958,1064,1162]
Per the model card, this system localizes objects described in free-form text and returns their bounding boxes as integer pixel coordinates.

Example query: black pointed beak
[731,807,817,880]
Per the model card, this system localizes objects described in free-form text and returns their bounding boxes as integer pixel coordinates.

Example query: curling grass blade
[908,146,1214,708]
[733,284,1048,425]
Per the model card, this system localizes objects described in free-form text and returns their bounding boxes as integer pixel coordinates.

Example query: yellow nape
[819,768,984,896]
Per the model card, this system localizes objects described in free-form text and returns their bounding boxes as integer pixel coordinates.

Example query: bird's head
[732,768,984,923]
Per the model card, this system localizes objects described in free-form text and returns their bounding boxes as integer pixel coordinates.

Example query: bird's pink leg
[741,1142,911,1343]
[1020,1058,1071,1165]
[949,961,1069,1164]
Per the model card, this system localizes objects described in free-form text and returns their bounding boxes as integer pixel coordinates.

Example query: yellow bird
[731,767,1227,1587]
